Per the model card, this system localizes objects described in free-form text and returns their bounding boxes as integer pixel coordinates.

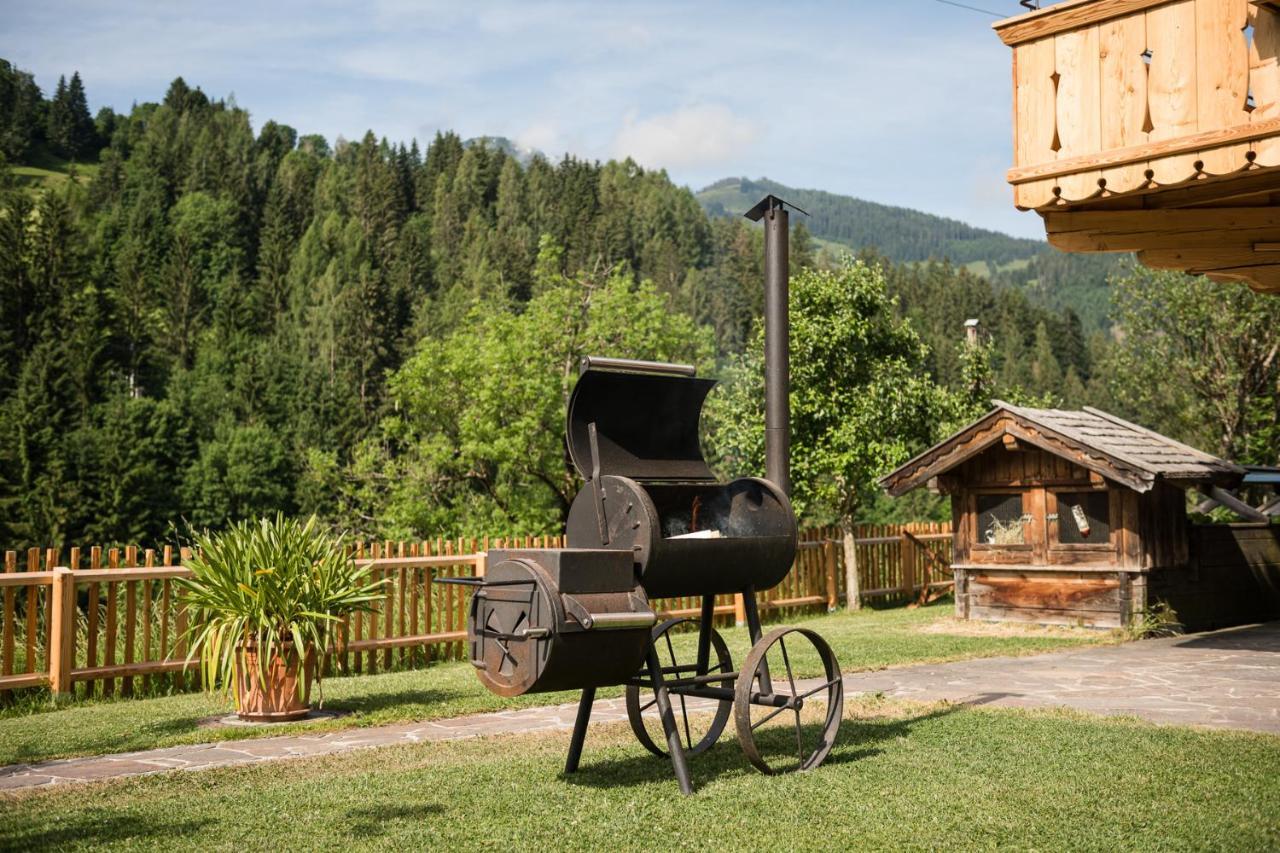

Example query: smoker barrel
[466,549,655,697]
[564,359,798,599]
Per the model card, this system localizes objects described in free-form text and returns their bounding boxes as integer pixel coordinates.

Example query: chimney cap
[744,194,810,222]
[964,318,980,327]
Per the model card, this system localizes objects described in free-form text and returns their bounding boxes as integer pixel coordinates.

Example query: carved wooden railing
[998,0,1280,208]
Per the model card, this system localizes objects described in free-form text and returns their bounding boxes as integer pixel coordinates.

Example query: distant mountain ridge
[463,135,542,165]
[697,176,1123,332]
[697,177,1046,266]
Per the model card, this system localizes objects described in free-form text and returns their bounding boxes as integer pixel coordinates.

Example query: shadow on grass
[343,803,444,836]
[0,812,210,852]
[564,703,964,791]
[3,714,217,767]
[322,687,460,715]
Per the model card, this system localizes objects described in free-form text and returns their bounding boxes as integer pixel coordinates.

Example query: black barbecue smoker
[442,196,843,794]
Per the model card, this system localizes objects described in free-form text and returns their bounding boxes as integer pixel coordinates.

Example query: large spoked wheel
[734,626,843,774]
[626,617,734,758]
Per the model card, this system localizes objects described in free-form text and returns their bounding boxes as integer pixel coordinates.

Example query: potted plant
[178,514,383,721]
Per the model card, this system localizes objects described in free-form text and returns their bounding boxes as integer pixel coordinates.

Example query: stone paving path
[846,620,1280,733]
[2,621,1276,792]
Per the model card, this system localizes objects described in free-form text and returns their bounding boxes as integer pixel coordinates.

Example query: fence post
[901,528,915,600]
[49,567,76,697]
[844,525,862,611]
[733,592,746,627]
[823,539,838,612]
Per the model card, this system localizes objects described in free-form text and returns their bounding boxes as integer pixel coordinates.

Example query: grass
[962,257,1033,279]
[0,600,1108,767]
[9,146,100,192]
[1,697,1277,851]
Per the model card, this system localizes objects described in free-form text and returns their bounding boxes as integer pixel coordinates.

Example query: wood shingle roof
[879,401,1244,497]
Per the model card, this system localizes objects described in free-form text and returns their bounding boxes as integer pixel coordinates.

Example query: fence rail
[1,522,951,699]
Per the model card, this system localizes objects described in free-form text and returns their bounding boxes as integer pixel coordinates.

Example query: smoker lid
[566,359,717,482]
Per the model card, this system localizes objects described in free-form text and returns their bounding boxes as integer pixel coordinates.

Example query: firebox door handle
[561,594,656,631]
[588,422,610,545]
[582,612,657,630]
[477,627,550,641]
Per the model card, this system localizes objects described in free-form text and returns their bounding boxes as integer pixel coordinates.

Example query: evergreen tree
[45,75,70,156]
[0,59,45,160]
[63,72,97,158]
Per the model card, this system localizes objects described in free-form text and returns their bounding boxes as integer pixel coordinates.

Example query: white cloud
[0,0,1043,237]
[612,104,758,171]
[515,120,562,156]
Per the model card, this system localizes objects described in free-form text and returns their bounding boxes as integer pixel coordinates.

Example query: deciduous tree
[706,259,944,608]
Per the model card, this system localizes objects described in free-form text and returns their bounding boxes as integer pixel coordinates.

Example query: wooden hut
[994,0,1280,293]
[879,402,1280,629]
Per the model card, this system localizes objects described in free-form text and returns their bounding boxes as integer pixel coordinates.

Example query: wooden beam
[1207,486,1270,521]
[0,572,53,588]
[1002,434,1021,451]
[994,0,1173,46]
[1142,167,1280,208]
[72,659,200,681]
[71,566,191,582]
[1006,119,1280,185]
[1138,248,1280,269]
[1204,265,1280,291]
[0,672,47,690]
[49,568,76,696]
[1044,207,1280,234]
[1050,226,1280,253]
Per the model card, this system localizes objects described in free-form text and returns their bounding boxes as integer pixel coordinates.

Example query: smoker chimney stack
[745,195,806,498]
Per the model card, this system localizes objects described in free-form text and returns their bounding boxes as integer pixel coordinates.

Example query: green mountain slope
[697,177,1125,331]
[697,177,1045,266]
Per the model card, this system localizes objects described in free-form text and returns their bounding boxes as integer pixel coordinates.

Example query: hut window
[977,493,1030,545]
[1054,491,1110,544]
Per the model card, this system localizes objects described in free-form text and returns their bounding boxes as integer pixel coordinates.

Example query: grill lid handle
[579,356,696,377]
[588,422,610,545]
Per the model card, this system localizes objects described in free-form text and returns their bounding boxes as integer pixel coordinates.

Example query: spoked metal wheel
[734,626,843,774]
[626,617,734,758]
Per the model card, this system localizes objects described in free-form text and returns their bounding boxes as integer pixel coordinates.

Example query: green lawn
[1,698,1276,851]
[10,147,99,192]
[0,600,1107,767]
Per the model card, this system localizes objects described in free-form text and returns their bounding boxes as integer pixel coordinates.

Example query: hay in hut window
[977,493,1030,545]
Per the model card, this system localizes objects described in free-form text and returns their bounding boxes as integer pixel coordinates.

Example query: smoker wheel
[625,618,733,758]
[734,627,843,774]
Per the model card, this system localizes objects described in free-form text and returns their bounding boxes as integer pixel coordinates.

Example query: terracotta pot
[234,642,315,722]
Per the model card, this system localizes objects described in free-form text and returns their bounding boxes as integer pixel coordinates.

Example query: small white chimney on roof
[964,318,981,346]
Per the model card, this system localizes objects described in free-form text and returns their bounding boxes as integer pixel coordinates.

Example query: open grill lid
[566,357,716,482]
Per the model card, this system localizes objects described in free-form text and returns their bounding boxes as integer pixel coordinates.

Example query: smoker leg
[564,687,595,774]
[741,586,763,643]
[647,647,694,795]
[740,587,773,694]
[696,595,715,673]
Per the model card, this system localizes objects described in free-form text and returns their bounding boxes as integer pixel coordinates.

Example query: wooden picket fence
[0,523,950,700]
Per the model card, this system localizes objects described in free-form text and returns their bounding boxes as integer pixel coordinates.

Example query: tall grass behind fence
[0,522,950,701]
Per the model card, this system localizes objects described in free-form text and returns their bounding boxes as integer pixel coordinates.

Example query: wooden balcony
[996,0,1280,292]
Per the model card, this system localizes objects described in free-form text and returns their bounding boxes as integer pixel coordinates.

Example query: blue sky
[1,0,1042,238]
